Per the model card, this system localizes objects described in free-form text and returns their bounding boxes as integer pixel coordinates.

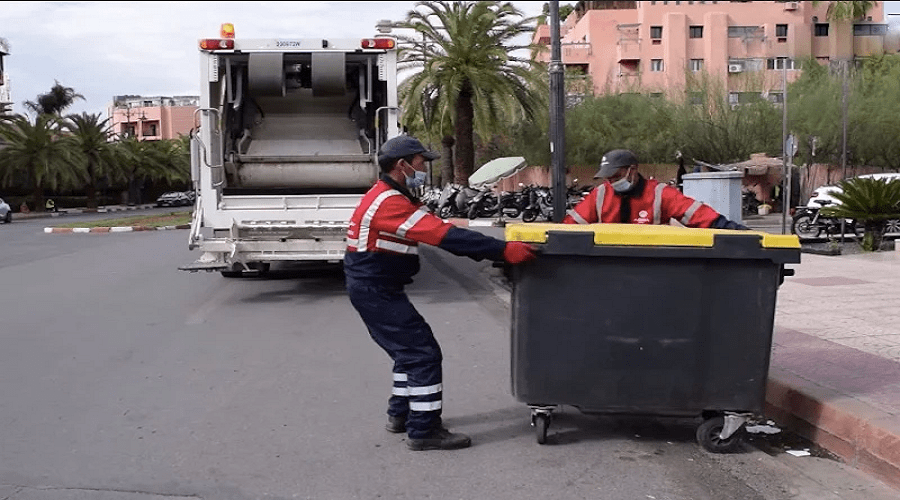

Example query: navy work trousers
[345,277,443,438]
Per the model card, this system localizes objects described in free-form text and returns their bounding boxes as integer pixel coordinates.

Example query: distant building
[0,37,11,115]
[108,95,199,141]
[533,1,897,101]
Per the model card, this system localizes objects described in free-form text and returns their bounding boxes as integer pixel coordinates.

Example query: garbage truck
[180,23,402,277]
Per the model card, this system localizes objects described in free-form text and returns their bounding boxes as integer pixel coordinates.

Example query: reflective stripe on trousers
[345,277,443,438]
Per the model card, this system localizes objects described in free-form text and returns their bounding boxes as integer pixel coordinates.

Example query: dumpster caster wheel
[534,413,550,444]
[697,416,744,453]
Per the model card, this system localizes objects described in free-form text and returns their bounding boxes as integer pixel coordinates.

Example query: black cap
[378,135,441,164]
[594,149,639,178]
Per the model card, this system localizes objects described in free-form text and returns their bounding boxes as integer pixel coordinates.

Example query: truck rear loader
[180,23,401,276]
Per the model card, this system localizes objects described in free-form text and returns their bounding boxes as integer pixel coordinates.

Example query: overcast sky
[2,1,898,119]
[0,1,546,118]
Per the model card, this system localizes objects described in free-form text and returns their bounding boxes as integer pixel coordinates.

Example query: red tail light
[200,39,235,50]
[361,38,395,49]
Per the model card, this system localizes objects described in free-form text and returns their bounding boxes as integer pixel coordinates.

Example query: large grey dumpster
[682,170,744,223]
[505,222,800,451]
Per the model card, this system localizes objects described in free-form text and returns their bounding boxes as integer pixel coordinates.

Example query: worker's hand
[503,241,538,264]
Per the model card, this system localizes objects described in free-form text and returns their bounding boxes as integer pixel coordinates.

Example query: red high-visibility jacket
[562,176,722,227]
[344,176,505,284]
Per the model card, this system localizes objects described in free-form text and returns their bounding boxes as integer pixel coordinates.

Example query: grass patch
[54,211,192,228]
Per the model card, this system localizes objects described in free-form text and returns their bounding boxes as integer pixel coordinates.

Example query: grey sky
[2,1,898,119]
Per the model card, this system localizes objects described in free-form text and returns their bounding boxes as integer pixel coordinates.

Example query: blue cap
[594,149,639,178]
[378,135,440,164]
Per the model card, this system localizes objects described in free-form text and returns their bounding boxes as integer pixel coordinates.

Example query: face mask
[405,170,427,189]
[610,168,634,193]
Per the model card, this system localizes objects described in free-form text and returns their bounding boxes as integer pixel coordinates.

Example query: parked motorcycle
[791,200,859,239]
[521,185,553,222]
[466,187,499,220]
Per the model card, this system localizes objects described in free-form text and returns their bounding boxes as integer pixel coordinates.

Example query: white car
[0,197,11,223]
[806,173,900,233]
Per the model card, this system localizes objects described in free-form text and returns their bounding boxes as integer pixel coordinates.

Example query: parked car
[806,173,900,208]
[805,173,900,234]
[156,191,193,207]
[0,197,11,223]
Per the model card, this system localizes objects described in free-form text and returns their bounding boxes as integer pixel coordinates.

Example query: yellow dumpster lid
[505,223,800,250]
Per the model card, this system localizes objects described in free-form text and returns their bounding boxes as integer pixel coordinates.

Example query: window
[124,125,136,137]
[650,26,663,39]
[689,26,704,38]
[148,124,158,136]
[814,23,829,36]
[853,24,888,36]
[775,24,788,37]
[650,92,663,98]
[767,57,795,70]
[650,59,664,72]
[767,92,784,104]
[689,59,704,72]
[728,92,739,105]
[728,26,760,38]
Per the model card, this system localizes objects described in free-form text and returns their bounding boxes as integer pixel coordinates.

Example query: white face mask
[610,168,634,193]
[406,170,427,189]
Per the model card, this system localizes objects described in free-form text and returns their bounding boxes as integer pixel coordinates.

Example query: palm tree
[822,177,900,251]
[0,114,81,210]
[64,113,122,209]
[24,81,85,117]
[812,1,878,21]
[115,137,191,205]
[398,1,547,185]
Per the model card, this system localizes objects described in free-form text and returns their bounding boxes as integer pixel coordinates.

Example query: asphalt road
[1,215,898,500]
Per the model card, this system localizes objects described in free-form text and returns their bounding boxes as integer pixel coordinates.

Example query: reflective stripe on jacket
[344,176,505,284]
[562,176,721,228]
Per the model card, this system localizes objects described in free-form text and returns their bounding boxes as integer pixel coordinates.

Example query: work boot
[386,415,406,434]
[407,427,471,451]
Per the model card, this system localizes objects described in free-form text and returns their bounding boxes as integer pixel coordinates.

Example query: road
[0,213,897,500]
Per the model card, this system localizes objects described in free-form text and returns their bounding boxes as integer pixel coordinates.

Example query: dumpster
[505,222,800,452]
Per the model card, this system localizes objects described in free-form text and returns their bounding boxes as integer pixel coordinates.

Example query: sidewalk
[12,204,158,221]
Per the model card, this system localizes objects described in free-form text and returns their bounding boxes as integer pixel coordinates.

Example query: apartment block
[108,95,199,141]
[533,1,896,100]
[0,37,11,115]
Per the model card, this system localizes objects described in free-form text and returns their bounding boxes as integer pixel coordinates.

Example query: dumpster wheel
[696,415,745,453]
[529,406,555,444]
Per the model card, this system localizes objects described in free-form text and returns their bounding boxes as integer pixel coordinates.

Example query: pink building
[108,95,198,141]
[533,1,896,99]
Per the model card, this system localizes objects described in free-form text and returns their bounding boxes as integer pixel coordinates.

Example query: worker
[563,149,748,229]
[344,135,536,451]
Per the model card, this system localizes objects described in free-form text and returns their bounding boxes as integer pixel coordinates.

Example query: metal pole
[549,0,567,222]
[840,60,848,242]
[781,63,788,235]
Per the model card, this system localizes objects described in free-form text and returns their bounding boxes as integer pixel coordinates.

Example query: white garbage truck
[181,23,401,276]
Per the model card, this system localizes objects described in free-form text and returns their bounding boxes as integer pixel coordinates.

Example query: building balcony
[562,42,592,64]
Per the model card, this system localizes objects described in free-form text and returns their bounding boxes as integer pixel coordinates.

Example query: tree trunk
[454,82,475,186]
[440,135,455,187]
[32,182,45,213]
[85,162,98,209]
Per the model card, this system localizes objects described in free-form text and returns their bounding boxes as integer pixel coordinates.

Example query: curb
[765,367,900,491]
[44,225,190,234]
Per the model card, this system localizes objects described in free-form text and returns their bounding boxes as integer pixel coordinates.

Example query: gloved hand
[503,241,538,264]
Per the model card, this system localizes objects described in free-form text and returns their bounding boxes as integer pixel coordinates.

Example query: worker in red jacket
[563,149,748,229]
[344,135,536,451]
